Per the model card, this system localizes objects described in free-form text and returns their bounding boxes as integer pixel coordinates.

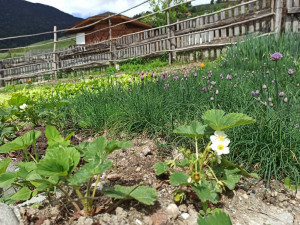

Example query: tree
[141,0,189,27]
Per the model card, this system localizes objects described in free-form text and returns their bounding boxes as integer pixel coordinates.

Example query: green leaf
[84,136,107,161]
[45,125,70,147]
[192,180,220,203]
[104,185,157,205]
[64,131,75,142]
[170,171,189,186]
[223,168,241,190]
[105,140,132,155]
[11,187,32,201]
[221,158,259,179]
[284,177,291,187]
[175,158,189,168]
[152,162,169,175]
[0,172,18,188]
[0,130,41,153]
[202,109,255,131]
[69,160,112,186]
[0,158,12,174]
[37,146,80,177]
[174,121,210,139]
[197,210,232,225]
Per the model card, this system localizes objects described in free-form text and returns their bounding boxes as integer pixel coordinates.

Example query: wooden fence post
[0,62,5,87]
[109,18,113,63]
[52,26,57,79]
[170,25,176,62]
[167,0,172,65]
[274,0,283,36]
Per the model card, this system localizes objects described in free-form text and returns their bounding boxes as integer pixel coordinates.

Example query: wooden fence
[0,0,299,86]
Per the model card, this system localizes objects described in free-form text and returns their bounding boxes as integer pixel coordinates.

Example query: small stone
[288,199,297,205]
[42,219,51,225]
[271,191,278,197]
[181,213,190,219]
[142,146,151,156]
[178,204,188,212]
[151,210,168,225]
[166,203,179,218]
[136,167,141,172]
[296,190,300,200]
[107,173,121,181]
[242,194,249,199]
[249,193,256,198]
[136,219,143,225]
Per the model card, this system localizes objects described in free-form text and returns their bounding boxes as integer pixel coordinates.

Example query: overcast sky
[25,0,210,19]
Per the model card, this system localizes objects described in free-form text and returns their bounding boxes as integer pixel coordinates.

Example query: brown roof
[65,12,151,34]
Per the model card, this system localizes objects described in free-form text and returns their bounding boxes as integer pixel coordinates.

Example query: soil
[2,127,300,225]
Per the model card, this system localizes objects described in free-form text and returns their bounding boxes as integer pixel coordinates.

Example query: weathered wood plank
[293,0,299,32]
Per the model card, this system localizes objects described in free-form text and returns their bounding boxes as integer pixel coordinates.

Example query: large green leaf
[0,172,18,188]
[45,125,70,148]
[84,136,107,161]
[0,158,12,174]
[69,160,112,186]
[104,185,157,205]
[191,180,220,203]
[11,187,32,201]
[202,110,255,131]
[152,162,169,176]
[0,130,41,153]
[223,168,241,190]
[174,121,211,139]
[197,210,232,225]
[170,171,189,186]
[37,146,80,177]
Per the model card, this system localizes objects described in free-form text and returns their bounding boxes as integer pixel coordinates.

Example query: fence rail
[0,0,299,86]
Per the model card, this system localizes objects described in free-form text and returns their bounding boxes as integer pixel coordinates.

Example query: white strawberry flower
[211,141,230,156]
[20,103,28,110]
[210,130,230,146]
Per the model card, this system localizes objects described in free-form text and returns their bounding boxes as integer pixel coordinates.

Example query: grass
[53,33,299,184]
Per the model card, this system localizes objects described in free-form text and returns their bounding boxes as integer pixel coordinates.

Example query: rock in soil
[0,203,20,225]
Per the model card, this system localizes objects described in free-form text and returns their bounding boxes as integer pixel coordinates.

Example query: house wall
[84,19,149,44]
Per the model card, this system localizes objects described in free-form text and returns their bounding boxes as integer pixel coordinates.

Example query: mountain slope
[0,0,82,49]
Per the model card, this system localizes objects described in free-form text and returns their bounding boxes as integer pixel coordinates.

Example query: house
[65,11,152,45]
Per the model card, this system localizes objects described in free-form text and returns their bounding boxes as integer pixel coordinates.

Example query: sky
[25,0,210,19]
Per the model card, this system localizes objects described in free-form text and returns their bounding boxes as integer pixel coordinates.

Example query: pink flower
[210,97,214,101]
[284,97,288,103]
[262,85,267,89]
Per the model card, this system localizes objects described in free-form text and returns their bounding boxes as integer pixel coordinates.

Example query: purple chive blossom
[207,80,210,84]
[140,75,144,81]
[288,69,294,75]
[202,87,207,92]
[270,103,274,108]
[211,81,216,85]
[137,71,140,75]
[181,78,184,82]
[234,73,238,77]
[251,91,256,96]
[210,97,214,101]
[209,85,213,90]
[257,97,261,102]
[220,74,224,79]
[284,97,288,103]
[279,92,284,97]
[164,83,170,89]
[262,84,267,89]
[167,75,171,79]
[156,78,159,82]
[226,74,232,80]
[216,89,219,95]
[128,79,132,83]
[255,90,260,95]
[133,77,135,81]
[234,84,237,88]
[268,97,272,102]
[194,72,198,77]
[270,52,283,61]
[154,72,157,78]
[272,68,275,71]
[91,85,94,89]
[264,102,267,106]
[173,76,179,81]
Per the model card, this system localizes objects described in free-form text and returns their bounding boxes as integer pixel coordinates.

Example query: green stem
[23,147,29,162]
[199,141,212,171]
[92,174,101,199]
[74,186,89,216]
[33,139,39,162]
[194,137,199,173]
